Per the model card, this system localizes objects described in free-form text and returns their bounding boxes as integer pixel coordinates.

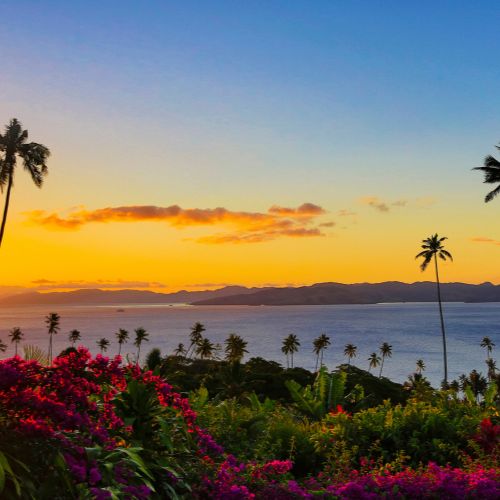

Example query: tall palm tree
[344,344,357,365]
[480,336,495,360]
[378,342,393,378]
[196,337,215,359]
[45,312,60,364]
[0,119,50,247]
[68,329,81,348]
[224,333,248,364]
[0,339,6,354]
[8,327,23,356]
[416,359,426,375]
[313,333,331,371]
[97,338,110,354]
[281,337,292,368]
[134,327,149,364]
[416,234,453,384]
[173,343,186,357]
[115,328,129,355]
[282,334,300,368]
[473,143,500,202]
[187,322,205,358]
[368,352,381,373]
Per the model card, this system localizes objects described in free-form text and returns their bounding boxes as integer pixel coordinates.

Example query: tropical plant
[134,327,149,364]
[312,334,331,371]
[416,359,426,375]
[481,336,495,360]
[368,352,381,373]
[0,118,50,247]
[173,343,186,357]
[145,347,162,370]
[344,344,357,365]
[115,328,129,355]
[224,333,248,364]
[415,234,453,384]
[486,358,497,381]
[282,334,300,368]
[0,339,7,354]
[22,344,48,364]
[473,143,500,202]
[196,337,215,360]
[68,329,81,347]
[8,327,23,356]
[45,312,60,364]
[97,338,110,354]
[187,322,206,358]
[378,342,392,378]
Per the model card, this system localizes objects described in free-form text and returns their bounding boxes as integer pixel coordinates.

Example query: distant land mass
[1,282,500,307]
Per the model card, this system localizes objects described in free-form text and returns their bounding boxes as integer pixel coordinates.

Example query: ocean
[0,302,498,387]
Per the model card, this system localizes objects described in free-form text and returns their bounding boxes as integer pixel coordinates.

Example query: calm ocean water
[0,302,498,387]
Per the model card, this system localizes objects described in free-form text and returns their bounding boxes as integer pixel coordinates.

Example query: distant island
[1,281,500,306]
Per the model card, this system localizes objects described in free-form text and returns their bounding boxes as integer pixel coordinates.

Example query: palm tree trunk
[291,352,294,368]
[434,255,448,384]
[320,349,324,368]
[49,334,53,364]
[118,343,122,355]
[14,343,17,356]
[379,358,384,378]
[0,175,13,248]
[315,354,319,372]
[137,344,141,364]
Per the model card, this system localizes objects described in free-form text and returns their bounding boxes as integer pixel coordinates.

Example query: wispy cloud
[31,279,168,290]
[470,237,500,246]
[359,196,434,213]
[337,209,357,217]
[26,202,329,244]
[360,196,392,212]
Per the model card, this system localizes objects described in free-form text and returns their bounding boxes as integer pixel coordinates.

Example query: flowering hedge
[0,349,498,499]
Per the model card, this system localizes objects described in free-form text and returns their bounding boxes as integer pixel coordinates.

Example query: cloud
[470,237,500,246]
[391,200,407,207]
[360,196,391,212]
[319,222,336,228]
[31,279,168,290]
[337,209,357,217]
[26,202,329,244]
[359,197,431,212]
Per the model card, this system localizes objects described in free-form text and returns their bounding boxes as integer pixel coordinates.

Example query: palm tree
[134,327,149,364]
[68,329,81,347]
[0,339,6,354]
[282,334,300,368]
[0,119,50,247]
[416,359,426,375]
[8,327,23,356]
[378,342,393,378]
[224,333,248,364]
[313,333,331,371]
[173,343,186,357]
[486,358,497,381]
[344,344,357,365]
[97,338,110,354]
[196,337,215,359]
[415,234,453,384]
[187,322,205,358]
[45,312,60,364]
[473,143,500,202]
[480,336,495,360]
[115,329,129,355]
[368,352,381,373]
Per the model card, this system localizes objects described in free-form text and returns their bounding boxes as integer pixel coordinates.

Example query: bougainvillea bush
[0,349,498,499]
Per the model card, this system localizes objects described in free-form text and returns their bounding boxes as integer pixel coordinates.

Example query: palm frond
[23,344,48,365]
[440,249,453,260]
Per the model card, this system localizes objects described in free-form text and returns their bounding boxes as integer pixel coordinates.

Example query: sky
[1,1,500,293]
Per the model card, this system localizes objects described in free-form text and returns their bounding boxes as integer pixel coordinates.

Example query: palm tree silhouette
[486,358,497,381]
[97,338,110,354]
[0,339,6,354]
[480,336,495,360]
[187,322,205,358]
[196,337,215,359]
[473,143,500,202]
[378,342,392,378]
[9,327,23,356]
[134,327,149,364]
[313,333,331,371]
[416,234,453,385]
[173,343,186,357]
[68,329,81,348]
[416,359,426,375]
[45,312,60,364]
[224,333,248,364]
[282,334,300,368]
[344,344,357,365]
[0,119,50,247]
[368,352,381,373]
[115,329,129,355]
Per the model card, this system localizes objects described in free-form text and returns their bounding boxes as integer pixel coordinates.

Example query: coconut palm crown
[473,143,500,202]
[9,327,23,356]
[0,119,50,247]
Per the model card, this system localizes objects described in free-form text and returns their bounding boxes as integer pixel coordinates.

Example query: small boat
[116,308,125,312]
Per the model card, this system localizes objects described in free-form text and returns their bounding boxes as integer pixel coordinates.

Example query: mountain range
[1,281,500,306]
